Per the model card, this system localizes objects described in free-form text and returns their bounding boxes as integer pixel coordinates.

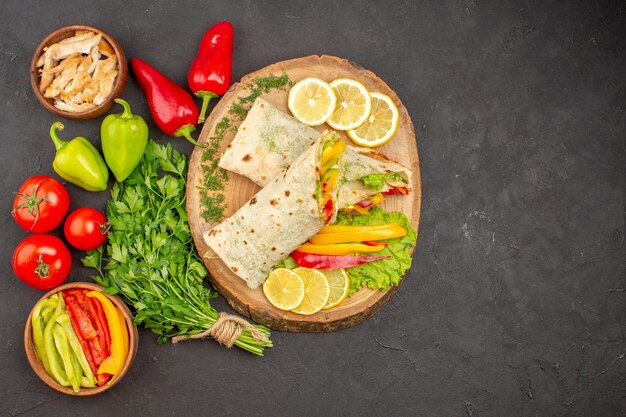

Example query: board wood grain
[187,55,421,332]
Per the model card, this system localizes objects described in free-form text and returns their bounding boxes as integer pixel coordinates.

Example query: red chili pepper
[130,58,205,147]
[188,21,234,123]
[291,250,390,269]
[63,292,98,340]
[84,294,110,358]
[382,186,409,195]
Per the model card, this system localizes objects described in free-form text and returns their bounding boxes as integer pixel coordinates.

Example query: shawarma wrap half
[338,146,412,208]
[204,131,345,289]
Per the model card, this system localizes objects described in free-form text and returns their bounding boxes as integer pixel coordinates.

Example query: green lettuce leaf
[275,256,297,270]
[335,207,417,294]
[360,172,407,192]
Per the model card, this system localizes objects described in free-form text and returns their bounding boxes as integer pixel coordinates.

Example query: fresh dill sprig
[199,73,292,223]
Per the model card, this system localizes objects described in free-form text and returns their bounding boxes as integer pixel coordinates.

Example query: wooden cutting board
[186,55,421,332]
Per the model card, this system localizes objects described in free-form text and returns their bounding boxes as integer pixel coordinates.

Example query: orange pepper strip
[309,227,407,245]
[116,307,129,366]
[319,223,402,234]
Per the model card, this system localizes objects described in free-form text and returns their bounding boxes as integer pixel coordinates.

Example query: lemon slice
[263,268,305,311]
[347,92,399,148]
[288,77,337,126]
[321,269,350,310]
[291,268,330,315]
[327,78,372,131]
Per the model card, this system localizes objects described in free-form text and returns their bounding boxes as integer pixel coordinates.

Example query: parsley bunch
[82,141,272,355]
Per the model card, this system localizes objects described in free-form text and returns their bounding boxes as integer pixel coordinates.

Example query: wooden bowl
[30,25,128,120]
[24,282,138,396]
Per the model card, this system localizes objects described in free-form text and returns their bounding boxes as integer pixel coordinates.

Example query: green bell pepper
[101,98,149,182]
[49,122,109,192]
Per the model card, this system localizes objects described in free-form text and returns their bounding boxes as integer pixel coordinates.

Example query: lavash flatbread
[204,132,342,289]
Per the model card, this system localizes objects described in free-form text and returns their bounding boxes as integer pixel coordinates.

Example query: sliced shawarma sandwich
[218,97,411,212]
[337,146,411,212]
[204,130,345,289]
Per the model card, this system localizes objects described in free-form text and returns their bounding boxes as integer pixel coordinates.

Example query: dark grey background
[1,1,624,416]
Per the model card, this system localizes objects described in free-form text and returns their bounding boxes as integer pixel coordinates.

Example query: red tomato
[12,234,71,290]
[12,176,70,233]
[64,208,109,250]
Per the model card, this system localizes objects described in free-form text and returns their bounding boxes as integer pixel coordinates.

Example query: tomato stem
[11,180,50,230]
[99,221,111,235]
[34,254,50,278]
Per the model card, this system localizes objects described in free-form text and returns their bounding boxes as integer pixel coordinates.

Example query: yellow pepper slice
[351,205,370,215]
[321,140,346,166]
[297,242,386,255]
[116,307,129,366]
[320,223,403,234]
[323,170,340,193]
[369,193,385,205]
[86,291,127,378]
[309,226,407,245]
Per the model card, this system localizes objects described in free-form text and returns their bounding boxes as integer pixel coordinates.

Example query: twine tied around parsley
[171,312,269,347]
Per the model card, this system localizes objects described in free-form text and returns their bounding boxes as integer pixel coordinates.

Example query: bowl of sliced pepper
[24,282,138,396]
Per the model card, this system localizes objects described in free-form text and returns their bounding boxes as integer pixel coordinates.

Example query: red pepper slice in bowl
[63,293,97,340]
